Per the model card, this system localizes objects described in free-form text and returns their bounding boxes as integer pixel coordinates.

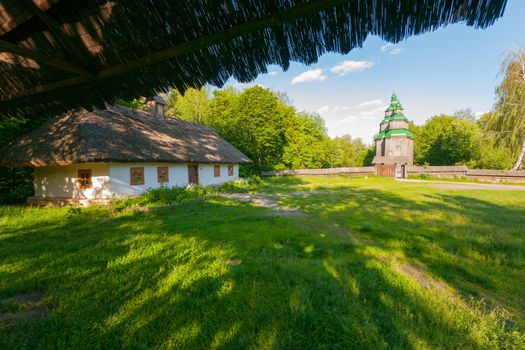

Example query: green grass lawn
[1,177,524,349]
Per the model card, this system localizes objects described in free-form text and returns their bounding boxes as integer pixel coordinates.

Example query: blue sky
[222,0,525,144]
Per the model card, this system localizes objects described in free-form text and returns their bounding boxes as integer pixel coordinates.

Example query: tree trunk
[512,139,525,170]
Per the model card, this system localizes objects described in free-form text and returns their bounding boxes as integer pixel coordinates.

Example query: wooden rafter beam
[0,39,92,76]
[27,0,92,69]
[1,0,352,103]
[0,0,62,36]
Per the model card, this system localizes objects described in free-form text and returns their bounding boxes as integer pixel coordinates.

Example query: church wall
[384,137,412,159]
[407,139,414,164]
[372,93,414,166]
[389,120,409,130]
[375,140,382,156]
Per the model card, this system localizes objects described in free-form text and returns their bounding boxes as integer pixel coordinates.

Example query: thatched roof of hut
[0,0,507,120]
[0,105,252,167]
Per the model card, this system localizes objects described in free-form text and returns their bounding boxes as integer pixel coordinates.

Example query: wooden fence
[261,167,375,177]
[406,166,468,178]
[408,166,525,183]
[262,165,525,183]
[465,169,525,183]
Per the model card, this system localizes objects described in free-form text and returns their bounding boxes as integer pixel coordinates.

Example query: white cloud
[232,82,266,90]
[354,99,383,109]
[361,106,389,116]
[317,105,331,113]
[381,43,404,55]
[332,105,350,112]
[475,110,488,117]
[268,71,278,76]
[330,60,373,76]
[316,105,350,114]
[338,116,359,124]
[316,99,392,142]
[291,69,327,84]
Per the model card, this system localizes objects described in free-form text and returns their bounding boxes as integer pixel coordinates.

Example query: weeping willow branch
[486,47,525,169]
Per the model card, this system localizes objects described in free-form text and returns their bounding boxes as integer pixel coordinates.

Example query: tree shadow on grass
[0,185,523,349]
[276,183,525,328]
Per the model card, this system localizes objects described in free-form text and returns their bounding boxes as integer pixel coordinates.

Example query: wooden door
[375,164,396,177]
[188,164,199,185]
[400,164,406,179]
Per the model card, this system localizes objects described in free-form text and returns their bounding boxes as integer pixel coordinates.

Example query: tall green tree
[281,112,329,169]
[157,85,374,171]
[206,87,239,132]
[485,49,525,169]
[327,135,370,168]
[0,116,48,204]
[227,86,294,169]
[165,86,211,124]
[413,114,513,168]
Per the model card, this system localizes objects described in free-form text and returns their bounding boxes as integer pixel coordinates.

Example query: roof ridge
[0,106,251,167]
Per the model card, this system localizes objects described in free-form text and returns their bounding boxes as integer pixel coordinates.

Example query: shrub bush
[416,173,431,180]
[110,185,215,211]
[217,176,265,193]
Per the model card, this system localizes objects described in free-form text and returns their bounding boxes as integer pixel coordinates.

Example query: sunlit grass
[1,176,524,349]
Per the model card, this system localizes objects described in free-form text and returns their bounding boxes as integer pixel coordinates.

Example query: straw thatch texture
[0,105,252,167]
[0,0,507,120]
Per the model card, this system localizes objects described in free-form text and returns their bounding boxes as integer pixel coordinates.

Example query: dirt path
[220,190,485,309]
[399,179,525,191]
[222,191,461,305]
[219,193,306,217]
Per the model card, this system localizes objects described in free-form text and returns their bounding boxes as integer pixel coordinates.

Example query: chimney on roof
[146,96,166,117]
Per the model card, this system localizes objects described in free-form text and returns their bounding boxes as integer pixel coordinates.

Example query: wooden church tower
[372,92,414,177]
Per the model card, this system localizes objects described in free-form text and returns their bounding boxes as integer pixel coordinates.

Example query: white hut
[0,102,251,205]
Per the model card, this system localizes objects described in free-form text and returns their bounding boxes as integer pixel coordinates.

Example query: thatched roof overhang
[0,0,507,120]
[0,106,253,167]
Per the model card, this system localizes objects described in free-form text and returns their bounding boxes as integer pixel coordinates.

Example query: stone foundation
[27,196,112,207]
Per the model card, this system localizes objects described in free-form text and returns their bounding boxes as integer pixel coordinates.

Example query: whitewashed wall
[109,163,238,197]
[198,164,238,186]
[108,163,189,197]
[34,163,110,198]
[34,162,240,199]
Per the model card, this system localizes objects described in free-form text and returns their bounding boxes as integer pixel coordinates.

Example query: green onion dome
[374,128,413,140]
[391,92,398,101]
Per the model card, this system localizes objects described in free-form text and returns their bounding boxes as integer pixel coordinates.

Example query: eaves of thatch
[0,105,252,167]
[0,0,507,120]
